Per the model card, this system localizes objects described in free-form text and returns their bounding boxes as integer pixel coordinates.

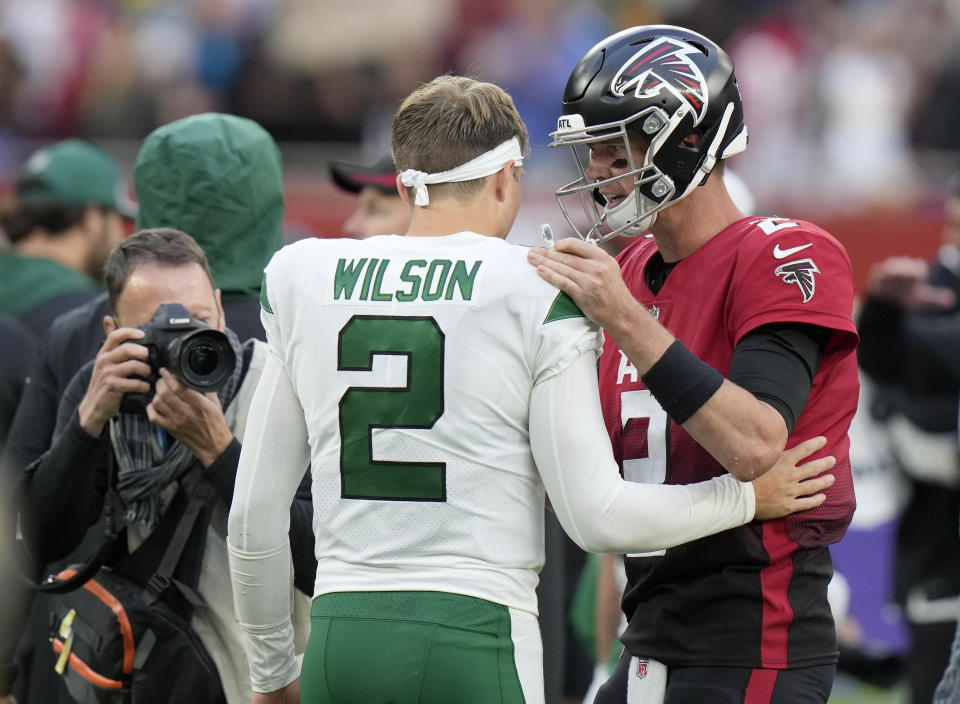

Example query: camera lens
[171,330,236,392]
[187,344,219,376]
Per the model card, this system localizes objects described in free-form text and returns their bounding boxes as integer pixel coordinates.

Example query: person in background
[0,138,134,704]
[5,113,286,478]
[2,113,296,704]
[20,228,313,704]
[0,139,134,338]
[0,314,35,452]
[328,154,410,239]
[0,313,34,704]
[935,404,960,704]
[135,113,285,343]
[857,174,960,704]
[0,460,20,704]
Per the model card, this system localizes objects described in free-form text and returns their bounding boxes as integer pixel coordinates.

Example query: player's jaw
[598,178,633,210]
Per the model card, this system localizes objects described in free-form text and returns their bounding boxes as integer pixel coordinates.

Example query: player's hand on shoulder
[527,237,640,330]
[752,436,836,520]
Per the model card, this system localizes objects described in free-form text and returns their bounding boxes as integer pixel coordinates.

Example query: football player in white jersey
[227,75,836,704]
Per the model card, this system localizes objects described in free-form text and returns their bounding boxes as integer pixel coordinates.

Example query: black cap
[329,154,398,195]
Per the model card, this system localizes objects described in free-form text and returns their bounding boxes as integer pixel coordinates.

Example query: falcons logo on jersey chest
[775,258,820,303]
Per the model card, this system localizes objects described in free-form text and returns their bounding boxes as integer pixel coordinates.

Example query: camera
[120,303,236,411]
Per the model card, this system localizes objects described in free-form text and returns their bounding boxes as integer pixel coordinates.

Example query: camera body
[120,303,236,412]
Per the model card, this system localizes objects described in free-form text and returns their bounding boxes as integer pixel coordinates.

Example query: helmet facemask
[551,106,685,243]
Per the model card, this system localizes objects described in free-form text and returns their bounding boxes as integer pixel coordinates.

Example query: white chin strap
[400,137,523,206]
[603,191,658,236]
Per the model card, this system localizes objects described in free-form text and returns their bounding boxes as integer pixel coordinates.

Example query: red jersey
[601,216,859,669]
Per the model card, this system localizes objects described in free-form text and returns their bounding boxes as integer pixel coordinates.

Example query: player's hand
[867,256,955,309]
[251,678,299,704]
[77,325,152,437]
[146,368,233,467]
[752,436,836,520]
[527,238,645,333]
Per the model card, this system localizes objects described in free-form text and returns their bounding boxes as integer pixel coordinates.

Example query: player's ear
[103,315,117,336]
[493,161,515,202]
[396,174,413,207]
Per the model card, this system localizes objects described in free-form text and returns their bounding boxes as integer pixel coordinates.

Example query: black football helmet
[551,25,748,241]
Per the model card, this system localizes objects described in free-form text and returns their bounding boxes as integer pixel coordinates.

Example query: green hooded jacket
[0,252,99,318]
[134,113,284,298]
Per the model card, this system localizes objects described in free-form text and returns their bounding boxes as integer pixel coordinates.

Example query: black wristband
[641,340,723,424]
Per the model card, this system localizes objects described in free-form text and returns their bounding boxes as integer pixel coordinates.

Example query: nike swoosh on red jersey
[772,243,813,259]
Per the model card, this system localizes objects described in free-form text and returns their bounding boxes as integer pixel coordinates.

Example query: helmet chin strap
[676,102,736,199]
[601,190,658,237]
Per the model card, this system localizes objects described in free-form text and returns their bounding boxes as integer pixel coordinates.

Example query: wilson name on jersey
[260,232,601,614]
[332,256,481,303]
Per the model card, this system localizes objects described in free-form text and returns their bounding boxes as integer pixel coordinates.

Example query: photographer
[2,113,297,704]
[20,228,311,704]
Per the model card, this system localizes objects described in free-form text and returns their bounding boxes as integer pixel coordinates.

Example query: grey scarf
[109,327,247,525]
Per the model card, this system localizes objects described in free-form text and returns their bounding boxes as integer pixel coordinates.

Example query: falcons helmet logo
[775,258,820,303]
[610,38,708,124]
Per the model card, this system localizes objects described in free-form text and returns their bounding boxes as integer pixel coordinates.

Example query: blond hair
[391,75,529,203]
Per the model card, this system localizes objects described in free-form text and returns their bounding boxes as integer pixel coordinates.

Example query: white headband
[400,137,523,206]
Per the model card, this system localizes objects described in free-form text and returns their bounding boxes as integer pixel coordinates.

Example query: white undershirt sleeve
[227,350,311,693]
[530,350,756,554]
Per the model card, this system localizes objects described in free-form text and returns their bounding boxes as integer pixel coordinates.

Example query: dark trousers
[594,654,835,704]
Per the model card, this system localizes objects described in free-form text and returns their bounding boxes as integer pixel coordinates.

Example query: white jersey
[260,232,600,613]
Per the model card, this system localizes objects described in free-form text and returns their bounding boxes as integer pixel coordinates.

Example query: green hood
[134,113,284,296]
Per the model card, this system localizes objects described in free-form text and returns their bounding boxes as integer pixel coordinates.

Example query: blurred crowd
[2,2,960,703]
[1,0,960,212]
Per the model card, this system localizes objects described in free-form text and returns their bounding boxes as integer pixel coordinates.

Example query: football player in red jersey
[528,25,859,704]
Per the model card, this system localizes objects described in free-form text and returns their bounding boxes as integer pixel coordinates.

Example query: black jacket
[0,314,36,450]
[21,348,316,594]
[857,249,960,432]
[4,292,266,477]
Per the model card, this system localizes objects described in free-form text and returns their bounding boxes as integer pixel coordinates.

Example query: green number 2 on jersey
[338,315,446,501]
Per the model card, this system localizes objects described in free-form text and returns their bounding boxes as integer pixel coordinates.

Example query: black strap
[30,454,125,594]
[142,473,214,606]
[33,455,215,603]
